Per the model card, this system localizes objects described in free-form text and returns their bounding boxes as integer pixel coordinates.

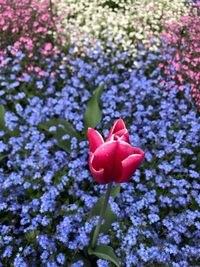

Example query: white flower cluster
[55,0,189,54]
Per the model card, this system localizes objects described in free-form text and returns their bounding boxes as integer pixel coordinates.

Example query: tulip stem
[91,182,113,249]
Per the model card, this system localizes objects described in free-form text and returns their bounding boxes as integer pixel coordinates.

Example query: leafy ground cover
[0,1,199,266]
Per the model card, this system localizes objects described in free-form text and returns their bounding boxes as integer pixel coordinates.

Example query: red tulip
[106,118,130,143]
[88,119,145,184]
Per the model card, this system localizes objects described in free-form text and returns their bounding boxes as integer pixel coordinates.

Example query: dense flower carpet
[0,0,199,266]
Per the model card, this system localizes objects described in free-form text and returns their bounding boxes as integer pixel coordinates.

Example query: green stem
[91,182,113,249]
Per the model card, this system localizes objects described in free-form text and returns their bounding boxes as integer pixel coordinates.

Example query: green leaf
[26,230,40,243]
[197,152,200,168]
[0,104,5,129]
[38,119,80,152]
[88,244,120,267]
[39,119,79,137]
[110,185,120,198]
[0,153,8,161]
[92,185,120,233]
[0,106,19,136]
[72,253,91,267]
[84,86,103,129]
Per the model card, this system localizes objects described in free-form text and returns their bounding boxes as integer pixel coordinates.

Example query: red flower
[106,118,130,143]
[88,119,145,184]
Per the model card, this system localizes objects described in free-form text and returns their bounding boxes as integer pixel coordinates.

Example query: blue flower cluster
[0,40,199,266]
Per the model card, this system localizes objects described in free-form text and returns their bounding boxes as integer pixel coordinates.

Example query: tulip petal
[117,141,144,162]
[92,141,118,182]
[113,141,144,181]
[106,118,126,141]
[89,153,105,183]
[88,128,104,153]
[112,118,126,133]
[114,129,130,143]
[116,153,144,183]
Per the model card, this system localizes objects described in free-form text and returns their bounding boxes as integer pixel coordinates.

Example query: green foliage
[72,253,92,267]
[39,119,80,152]
[88,244,120,267]
[0,153,8,162]
[0,104,6,130]
[92,185,120,234]
[26,230,40,243]
[84,86,104,129]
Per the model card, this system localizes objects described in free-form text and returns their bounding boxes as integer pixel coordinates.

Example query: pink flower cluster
[160,3,200,108]
[0,0,63,55]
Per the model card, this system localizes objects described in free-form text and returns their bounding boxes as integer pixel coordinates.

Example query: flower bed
[0,1,199,266]
[160,2,200,108]
[57,0,189,54]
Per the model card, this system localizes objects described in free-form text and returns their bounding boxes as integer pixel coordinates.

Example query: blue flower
[0,39,199,266]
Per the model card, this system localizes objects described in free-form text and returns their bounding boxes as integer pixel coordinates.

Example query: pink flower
[88,119,145,184]
[106,118,130,143]
[44,43,52,51]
